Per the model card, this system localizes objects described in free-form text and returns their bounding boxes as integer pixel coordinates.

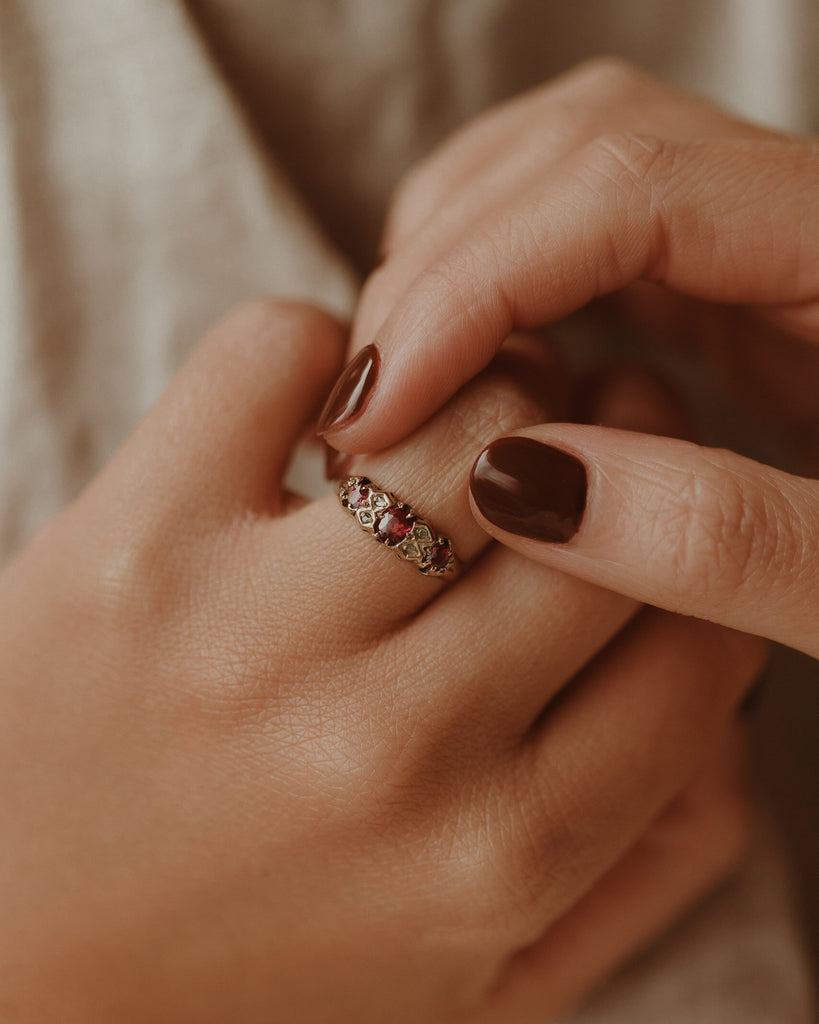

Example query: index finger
[321,135,819,452]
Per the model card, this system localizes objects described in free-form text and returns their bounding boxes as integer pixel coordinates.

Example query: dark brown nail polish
[317,345,379,434]
[470,437,587,543]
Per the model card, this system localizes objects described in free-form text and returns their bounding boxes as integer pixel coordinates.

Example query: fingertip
[208,299,348,374]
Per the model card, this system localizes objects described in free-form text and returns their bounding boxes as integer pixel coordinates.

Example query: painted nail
[317,345,379,434]
[470,437,587,543]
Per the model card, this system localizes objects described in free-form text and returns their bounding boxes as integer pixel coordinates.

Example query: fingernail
[317,345,379,434]
[470,437,587,543]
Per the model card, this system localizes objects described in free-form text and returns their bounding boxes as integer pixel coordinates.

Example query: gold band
[337,476,457,578]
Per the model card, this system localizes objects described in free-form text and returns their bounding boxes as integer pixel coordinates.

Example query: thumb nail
[470,436,587,543]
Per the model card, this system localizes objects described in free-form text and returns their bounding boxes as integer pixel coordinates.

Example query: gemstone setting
[336,476,456,578]
[423,541,452,573]
[342,480,370,510]
[374,505,415,545]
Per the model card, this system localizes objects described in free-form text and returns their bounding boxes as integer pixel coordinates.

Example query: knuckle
[467,755,590,942]
[220,298,344,354]
[208,298,346,378]
[37,513,167,676]
[660,454,805,610]
[82,517,191,633]
[570,56,649,99]
[570,131,677,283]
[389,767,573,953]
[60,491,222,655]
[665,464,754,595]
[429,798,552,950]
[583,130,673,191]
[221,297,307,336]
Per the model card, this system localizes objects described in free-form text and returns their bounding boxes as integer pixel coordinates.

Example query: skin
[327,58,819,658]
[0,301,764,1022]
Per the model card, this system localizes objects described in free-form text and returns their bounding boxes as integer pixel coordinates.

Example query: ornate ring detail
[337,476,457,578]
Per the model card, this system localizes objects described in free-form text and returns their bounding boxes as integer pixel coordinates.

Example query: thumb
[469,425,819,658]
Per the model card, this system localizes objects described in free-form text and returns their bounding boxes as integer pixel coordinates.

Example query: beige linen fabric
[0,0,815,1019]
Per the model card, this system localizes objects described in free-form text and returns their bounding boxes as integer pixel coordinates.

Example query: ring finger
[274,335,571,638]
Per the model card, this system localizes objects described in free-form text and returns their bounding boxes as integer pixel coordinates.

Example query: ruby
[425,542,451,571]
[374,505,414,545]
[343,480,370,510]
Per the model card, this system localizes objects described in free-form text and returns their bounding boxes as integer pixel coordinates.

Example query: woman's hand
[321,58,819,659]
[0,302,763,1023]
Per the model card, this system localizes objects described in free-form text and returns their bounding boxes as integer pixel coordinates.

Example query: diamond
[371,493,389,509]
[401,541,421,559]
[374,505,414,545]
[358,510,375,526]
[414,524,432,543]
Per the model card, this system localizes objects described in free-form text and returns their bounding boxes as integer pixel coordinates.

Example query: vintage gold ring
[337,476,457,578]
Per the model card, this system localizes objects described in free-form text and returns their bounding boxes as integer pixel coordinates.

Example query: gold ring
[337,476,457,578]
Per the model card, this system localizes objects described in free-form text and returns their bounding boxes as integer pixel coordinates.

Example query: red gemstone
[374,505,414,545]
[425,542,451,571]
[343,481,370,509]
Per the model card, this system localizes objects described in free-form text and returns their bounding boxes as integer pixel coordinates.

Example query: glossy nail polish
[470,437,587,543]
[317,345,379,434]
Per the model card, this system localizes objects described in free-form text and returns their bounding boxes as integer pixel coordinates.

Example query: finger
[325,136,819,452]
[355,62,772,366]
[477,610,766,972]
[399,363,690,730]
[469,424,819,657]
[276,336,567,637]
[380,59,763,267]
[390,548,638,739]
[481,724,751,1024]
[90,301,346,518]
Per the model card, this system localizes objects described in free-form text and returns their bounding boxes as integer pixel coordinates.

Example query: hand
[320,59,819,659]
[0,302,763,1023]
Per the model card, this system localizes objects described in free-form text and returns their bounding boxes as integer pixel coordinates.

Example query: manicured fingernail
[470,437,587,543]
[317,345,379,434]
